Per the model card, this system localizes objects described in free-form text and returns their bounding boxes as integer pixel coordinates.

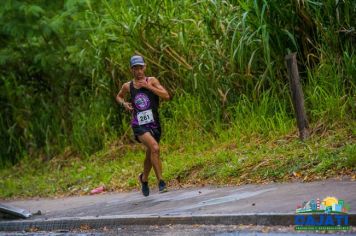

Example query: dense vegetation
[0,0,355,197]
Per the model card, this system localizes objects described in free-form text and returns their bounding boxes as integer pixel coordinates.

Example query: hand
[123,102,133,112]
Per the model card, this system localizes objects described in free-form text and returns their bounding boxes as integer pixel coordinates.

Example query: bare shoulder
[118,82,131,95]
[122,81,131,90]
[147,76,159,83]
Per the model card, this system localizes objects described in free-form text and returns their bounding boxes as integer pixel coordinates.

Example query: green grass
[1,0,355,164]
[0,119,354,199]
[1,89,355,199]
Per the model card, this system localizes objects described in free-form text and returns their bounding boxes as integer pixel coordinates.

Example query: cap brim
[131,63,145,67]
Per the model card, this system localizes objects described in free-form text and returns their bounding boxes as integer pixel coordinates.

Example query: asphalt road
[0,179,355,233]
[3,180,355,218]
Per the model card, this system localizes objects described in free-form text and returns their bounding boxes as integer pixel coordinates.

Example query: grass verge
[0,122,355,199]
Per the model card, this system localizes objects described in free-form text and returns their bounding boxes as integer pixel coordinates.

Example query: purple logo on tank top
[134,93,150,110]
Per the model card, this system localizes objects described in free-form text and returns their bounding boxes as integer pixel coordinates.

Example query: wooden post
[285,53,309,140]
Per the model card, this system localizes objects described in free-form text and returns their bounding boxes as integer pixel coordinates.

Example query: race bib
[137,109,154,125]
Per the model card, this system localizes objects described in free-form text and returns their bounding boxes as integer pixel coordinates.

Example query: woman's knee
[150,143,160,154]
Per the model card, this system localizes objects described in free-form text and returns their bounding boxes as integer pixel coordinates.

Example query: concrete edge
[0,213,355,232]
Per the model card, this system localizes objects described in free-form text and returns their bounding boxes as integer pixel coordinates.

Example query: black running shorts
[132,125,161,143]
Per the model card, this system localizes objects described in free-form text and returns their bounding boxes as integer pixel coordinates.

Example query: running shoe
[158,179,167,193]
[139,173,149,197]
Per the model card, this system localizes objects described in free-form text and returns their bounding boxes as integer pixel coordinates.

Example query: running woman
[116,55,170,196]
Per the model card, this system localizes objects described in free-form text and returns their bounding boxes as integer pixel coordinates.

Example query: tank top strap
[129,80,134,96]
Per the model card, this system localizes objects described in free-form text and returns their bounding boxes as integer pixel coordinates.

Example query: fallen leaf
[292,172,301,178]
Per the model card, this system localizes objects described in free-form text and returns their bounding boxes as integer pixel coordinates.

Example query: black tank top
[130,77,160,128]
